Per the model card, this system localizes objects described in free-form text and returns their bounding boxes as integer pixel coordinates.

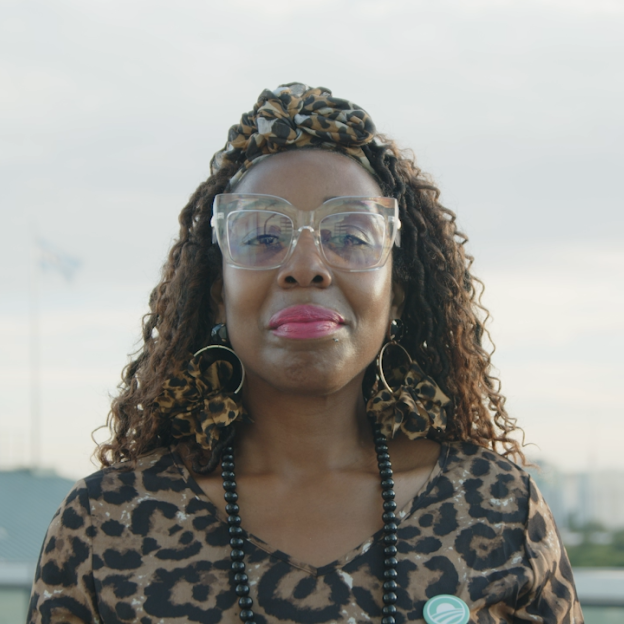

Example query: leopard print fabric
[153,352,249,453]
[28,443,583,623]
[366,354,451,440]
[211,82,379,186]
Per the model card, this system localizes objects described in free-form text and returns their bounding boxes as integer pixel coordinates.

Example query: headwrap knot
[212,83,379,184]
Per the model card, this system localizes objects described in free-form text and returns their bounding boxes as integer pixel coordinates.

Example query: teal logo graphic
[423,595,470,624]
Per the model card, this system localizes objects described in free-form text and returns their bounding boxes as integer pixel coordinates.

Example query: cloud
[481,245,624,347]
[1,0,622,478]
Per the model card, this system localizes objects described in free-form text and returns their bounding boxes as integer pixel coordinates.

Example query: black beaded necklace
[221,421,399,624]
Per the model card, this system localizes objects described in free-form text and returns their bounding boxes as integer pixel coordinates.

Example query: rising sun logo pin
[423,595,470,624]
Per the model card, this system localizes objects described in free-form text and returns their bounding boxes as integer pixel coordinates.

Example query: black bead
[221,422,405,623]
[211,322,229,345]
[389,318,404,342]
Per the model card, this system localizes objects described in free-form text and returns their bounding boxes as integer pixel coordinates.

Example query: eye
[322,228,373,248]
[342,233,370,246]
[242,231,284,247]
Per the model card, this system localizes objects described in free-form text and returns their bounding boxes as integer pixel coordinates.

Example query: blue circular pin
[423,594,470,624]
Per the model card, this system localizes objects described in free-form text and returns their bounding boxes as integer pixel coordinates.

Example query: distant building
[532,464,624,531]
[0,468,74,624]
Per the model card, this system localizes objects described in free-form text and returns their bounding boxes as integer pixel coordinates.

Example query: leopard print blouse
[28,443,583,623]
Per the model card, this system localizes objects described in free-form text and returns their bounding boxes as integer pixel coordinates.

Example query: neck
[234,373,375,477]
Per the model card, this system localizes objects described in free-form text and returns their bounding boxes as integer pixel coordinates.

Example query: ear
[210,277,226,324]
[390,280,405,319]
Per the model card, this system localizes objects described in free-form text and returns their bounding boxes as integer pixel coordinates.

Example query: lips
[269,305,345,340]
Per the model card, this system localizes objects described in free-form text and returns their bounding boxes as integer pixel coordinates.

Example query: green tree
[566,528,624,567]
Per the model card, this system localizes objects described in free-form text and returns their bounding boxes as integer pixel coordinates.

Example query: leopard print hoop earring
[153,323,249,473]
[366,319,451,441]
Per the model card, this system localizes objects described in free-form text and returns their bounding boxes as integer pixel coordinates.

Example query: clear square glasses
[211,193,401,272]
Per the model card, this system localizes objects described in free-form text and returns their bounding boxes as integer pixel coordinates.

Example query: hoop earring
[153,323,248,457]
[367,319,451,441]
[376,319,411,393]
[193,323,245,395]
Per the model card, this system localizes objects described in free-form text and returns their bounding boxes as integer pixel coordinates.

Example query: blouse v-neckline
[170,444,451,577]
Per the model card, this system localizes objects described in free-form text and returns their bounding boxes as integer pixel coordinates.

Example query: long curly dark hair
[97,135,524,470]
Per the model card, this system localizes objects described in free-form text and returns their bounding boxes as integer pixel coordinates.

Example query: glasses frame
[211,193,401,272]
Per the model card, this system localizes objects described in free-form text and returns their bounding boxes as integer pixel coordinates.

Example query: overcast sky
[1,0,622,479]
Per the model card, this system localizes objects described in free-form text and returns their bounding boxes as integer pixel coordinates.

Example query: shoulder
[431,441,532,525]
[444,440,530,485]
[75,447,198,517]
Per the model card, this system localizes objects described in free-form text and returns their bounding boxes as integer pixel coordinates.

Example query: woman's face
[214,150,403,396]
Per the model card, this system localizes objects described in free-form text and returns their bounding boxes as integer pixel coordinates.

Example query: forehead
[234,150,383,209]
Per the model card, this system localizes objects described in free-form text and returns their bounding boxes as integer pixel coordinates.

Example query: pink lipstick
[269,305,345,340]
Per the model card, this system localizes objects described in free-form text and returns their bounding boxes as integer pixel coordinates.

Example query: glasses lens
[227,210,294,267]
[320,211,386,269]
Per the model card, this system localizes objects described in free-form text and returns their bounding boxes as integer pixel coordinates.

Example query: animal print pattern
[211,82,379,185]
[153,353,248,453]
[28,443,583,623]
[367,353,451,441]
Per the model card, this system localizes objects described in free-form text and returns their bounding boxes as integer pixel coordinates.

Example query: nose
[276,228,332,288]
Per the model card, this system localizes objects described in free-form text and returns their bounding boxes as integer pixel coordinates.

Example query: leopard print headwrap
[211,82,380,186]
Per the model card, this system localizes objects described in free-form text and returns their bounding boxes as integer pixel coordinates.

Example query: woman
[29,83,582,624]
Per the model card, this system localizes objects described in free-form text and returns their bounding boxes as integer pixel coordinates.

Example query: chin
[267,355,364,396]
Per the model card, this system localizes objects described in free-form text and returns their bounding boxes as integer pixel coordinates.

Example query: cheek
[345,267,394,340]
[220,267,271,336]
